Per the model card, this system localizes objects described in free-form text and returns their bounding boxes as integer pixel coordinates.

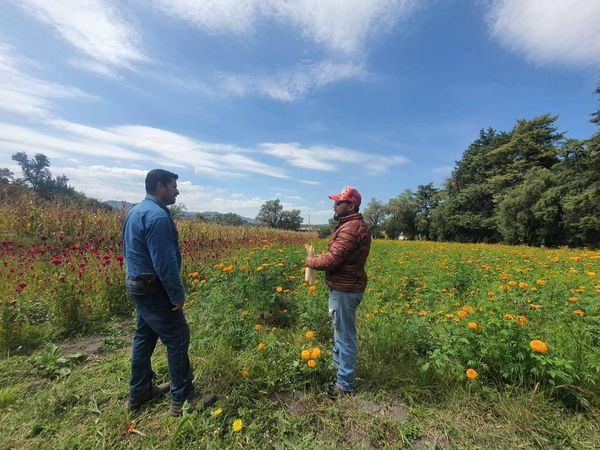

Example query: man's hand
[172,301,185,311]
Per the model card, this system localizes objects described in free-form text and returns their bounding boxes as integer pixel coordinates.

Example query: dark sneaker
[127,381,170,411]
[327,382,354,400]
[170,391,218,417]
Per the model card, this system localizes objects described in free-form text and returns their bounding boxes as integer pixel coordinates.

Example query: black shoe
[170,391,218,417]
[127,381,170,411]
[327,382,354,400]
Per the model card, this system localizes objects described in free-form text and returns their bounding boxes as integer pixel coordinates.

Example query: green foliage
[384,189,417,239]
[256,199,303,230]
[10,152,84,201]
[363,197,388,238]
[32,343,83,379]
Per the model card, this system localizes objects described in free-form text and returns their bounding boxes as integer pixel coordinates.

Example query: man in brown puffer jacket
[305,186,371,398]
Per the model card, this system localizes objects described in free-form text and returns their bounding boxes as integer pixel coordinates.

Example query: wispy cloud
[0,42,91,117]
[487,0,600,67]
[0,122,146,161]
[155,0,417,56]
[272,0,417,55]
[16,0,147,75]
[218,60,366,101]
[2,116,289,179]
[261,142,408,174]
[155,0,417,99]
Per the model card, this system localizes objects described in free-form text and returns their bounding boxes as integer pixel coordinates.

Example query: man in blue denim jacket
[123,169,216,416]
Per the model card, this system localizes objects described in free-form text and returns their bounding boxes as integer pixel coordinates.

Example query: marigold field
[0,191,599,448]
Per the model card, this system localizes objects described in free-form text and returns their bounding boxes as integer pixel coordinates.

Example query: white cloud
[4,117,289,179]
[273,0,416,55]
[154,0,260,34]
[155,0,416,55]
[0,42,91,117]
[54,164,148,201]
[16,0,147,74]
[0,122,147,161]
[487,0,600,67]
[261,142,408,174]
[219,60,366,101]
[53,121,287,178]
[299,179,321,185]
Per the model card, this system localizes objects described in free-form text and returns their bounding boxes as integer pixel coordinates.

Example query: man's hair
[145,169,178,194]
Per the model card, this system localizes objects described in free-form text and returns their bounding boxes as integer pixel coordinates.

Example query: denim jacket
[122,195,185,305]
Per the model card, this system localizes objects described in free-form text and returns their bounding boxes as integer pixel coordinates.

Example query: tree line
[363,85,600,247]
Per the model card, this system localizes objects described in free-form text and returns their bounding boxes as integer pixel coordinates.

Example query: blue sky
[0,0,598,224]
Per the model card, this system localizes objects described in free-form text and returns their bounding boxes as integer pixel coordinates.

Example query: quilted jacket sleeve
[306,224,358,271]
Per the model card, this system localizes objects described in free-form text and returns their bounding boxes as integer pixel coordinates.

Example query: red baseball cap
[329,186,362,207]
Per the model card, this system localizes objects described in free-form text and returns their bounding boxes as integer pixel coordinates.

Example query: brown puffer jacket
[306,213,371,292]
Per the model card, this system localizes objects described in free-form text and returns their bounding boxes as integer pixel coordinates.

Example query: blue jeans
[328,289,363,391]
[128,288,193,405]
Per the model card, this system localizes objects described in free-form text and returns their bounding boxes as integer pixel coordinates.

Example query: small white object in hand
[304,244,316,285]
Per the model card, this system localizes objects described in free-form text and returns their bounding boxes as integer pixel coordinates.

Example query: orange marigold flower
[517,316,527,325]
[445,313,454,318]
[536,279,546,285]
[239,266,248,272]
[567,297,577,303]
[214,262,225,269]
[200,279,207,285]
[573,309,585,316]
[310,347,321,359]
[500,285,508,291]
[240,367,249,377]
[467,322,478,330]
[504,313,514,320]
[307,359,317,368]
[407,309,414,315]
[257,342,265,350]
[530,304,542,309]
[500,273,510,280]
[466,368,479,380]
[418,310,427,316]
[365,313,373,319]
[308,285,317,294]
[518,282,528,288]
[462,306,474,313]
[508,281,518,287]
[305,330,315,339]
[457,310,468,318]
[275,286,283,293]
[254,324,262,331]
[223,265,234,272]
[530,339,548,353]
[301,349,311,360]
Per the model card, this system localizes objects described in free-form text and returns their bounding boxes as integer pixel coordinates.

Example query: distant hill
[103,200,136,211]
[102,201,256,224]
[198,211,257,224]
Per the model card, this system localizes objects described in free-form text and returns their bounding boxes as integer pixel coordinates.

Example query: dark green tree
[219,213,245,226]
[279,209,303,230]
[384,190,417,239]
[495,167,562,245]
[362,198,388,238]
[12,152,52,192]
[414,183,441,240]
[256,199,283,227]
[0,168,14,184]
